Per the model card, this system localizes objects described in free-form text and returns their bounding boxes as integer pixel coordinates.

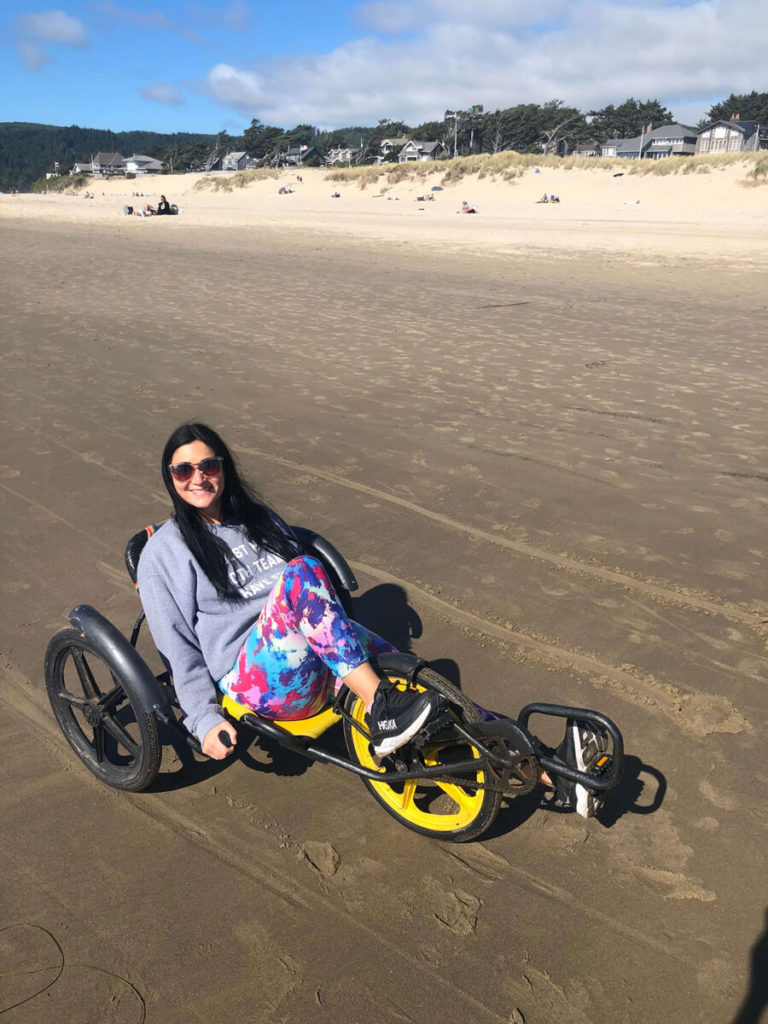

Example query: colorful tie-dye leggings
[219,555,396,720]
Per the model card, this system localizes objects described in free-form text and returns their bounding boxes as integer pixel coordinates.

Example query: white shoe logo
[377,718,397,730]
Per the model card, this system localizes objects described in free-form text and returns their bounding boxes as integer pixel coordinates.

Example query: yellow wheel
[343,668,502,842]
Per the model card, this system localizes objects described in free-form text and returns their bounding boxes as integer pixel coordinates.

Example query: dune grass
[325,150,765,189]
[189,151,765,195]
[744,153,768,186]
[194,168,279,192]
[31,173,89,193]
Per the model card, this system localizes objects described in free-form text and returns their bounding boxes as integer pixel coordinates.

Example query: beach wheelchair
[45,525,624,842]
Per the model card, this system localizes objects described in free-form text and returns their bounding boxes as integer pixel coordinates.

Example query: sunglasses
[168,457,224,482]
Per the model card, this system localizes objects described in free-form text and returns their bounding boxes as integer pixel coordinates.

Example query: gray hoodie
[137,519,289,742]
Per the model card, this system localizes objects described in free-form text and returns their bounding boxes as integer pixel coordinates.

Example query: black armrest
[124,524,160,585]
[290,526,358,594]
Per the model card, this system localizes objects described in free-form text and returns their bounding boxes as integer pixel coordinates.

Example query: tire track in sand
[353,560,749,738]
[0,657,506,1022]
[1,393,759,633]
[234,447,762,632]
[0,655,700,981]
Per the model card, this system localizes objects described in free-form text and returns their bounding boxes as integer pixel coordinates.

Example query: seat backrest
[123,522,357,598]
[125,524,159,586]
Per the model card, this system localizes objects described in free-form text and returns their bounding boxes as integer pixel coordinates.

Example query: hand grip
[218,729,234,748]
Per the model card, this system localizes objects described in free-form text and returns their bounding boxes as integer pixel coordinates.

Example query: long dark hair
[161,422,300,600]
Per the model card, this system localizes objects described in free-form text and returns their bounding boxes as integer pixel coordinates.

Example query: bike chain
[405,720,541,797]
[419,759,539,796]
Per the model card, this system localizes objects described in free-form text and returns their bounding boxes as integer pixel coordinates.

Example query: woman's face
[169,440,225,521]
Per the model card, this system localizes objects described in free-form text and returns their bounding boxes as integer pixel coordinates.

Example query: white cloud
[15,9,88,69]
[200,0,767,127]
[16,9,87,45]
[140,82,186,106]
[17,39,51,71]
[94,2,206,45]
[354,3,418,33]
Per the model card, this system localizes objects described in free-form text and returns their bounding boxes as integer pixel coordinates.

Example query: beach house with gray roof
[376,137,409,162]
[222,151,249,172]
[281,145,325,166]
[601,124,696,159]
[124,154,165,174]
[327,145,359,165]
[91,152,125,175]
[398,140,447,162]
[696,117,768,154]
[643,124,697,158]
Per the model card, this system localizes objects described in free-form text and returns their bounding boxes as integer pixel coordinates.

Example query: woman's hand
[202,720,238,759]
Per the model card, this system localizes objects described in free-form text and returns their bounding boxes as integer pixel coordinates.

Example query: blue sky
[2,1,765,135]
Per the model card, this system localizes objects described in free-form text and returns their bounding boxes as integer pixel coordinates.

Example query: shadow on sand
[731,908,768,1024]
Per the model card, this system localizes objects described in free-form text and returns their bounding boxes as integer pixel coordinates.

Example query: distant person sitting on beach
[156,195,172,215]
[331,191,341,198]
[537,193,549,203]
[458,201,477,214]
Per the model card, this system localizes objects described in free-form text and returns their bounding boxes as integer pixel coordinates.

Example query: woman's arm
[137,565,228,745]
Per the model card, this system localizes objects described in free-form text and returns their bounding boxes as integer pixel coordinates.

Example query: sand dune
[3,158,766,265]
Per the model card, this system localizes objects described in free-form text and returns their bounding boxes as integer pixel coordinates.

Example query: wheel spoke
[99,684,126,714]
[93,723,106,763]
[398,778,417,811]
[57,688,92,712]
[72,650,101,699]
[101,716,140,758]
[433,778,479,813]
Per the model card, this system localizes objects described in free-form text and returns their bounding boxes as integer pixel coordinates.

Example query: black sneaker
[553,719,610,818]
[367,682,446,756]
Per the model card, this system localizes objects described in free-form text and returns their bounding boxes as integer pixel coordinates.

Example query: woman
[138,423,444,760]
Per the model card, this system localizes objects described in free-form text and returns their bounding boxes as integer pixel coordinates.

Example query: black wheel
[45,628,162,791]
[343,667,502,842]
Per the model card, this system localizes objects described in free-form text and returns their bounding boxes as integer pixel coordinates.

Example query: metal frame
[66,602,624,794]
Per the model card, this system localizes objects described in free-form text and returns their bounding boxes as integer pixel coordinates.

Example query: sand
[3,158,767,264]
[1,161,767,1023]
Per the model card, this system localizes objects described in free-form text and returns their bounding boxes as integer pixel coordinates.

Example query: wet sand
[1,206,767,1023]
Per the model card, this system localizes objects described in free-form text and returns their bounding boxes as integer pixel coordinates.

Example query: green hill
[0,122,216,191]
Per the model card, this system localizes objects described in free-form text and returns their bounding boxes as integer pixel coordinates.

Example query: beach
[3,157,767,264]
[1,161,767,1023]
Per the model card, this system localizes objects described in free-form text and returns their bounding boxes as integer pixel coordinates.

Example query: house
[91,152,125,175]
[327,146,359,165]
[398,140,447,162]
[221,151,249,172]
[376,136,409,162]
[281,145,325,167]
[696,116,768,154]
[643,124,697,159]
[124,154,165,174]
[602,124,696,159]
[71,161,93,174]
[572,142,601,157]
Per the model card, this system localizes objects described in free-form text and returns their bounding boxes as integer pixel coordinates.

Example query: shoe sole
[372,703,435,757]
[572,722,608,819]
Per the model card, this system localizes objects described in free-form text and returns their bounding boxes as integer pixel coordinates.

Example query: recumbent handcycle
[45,525,624,842]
